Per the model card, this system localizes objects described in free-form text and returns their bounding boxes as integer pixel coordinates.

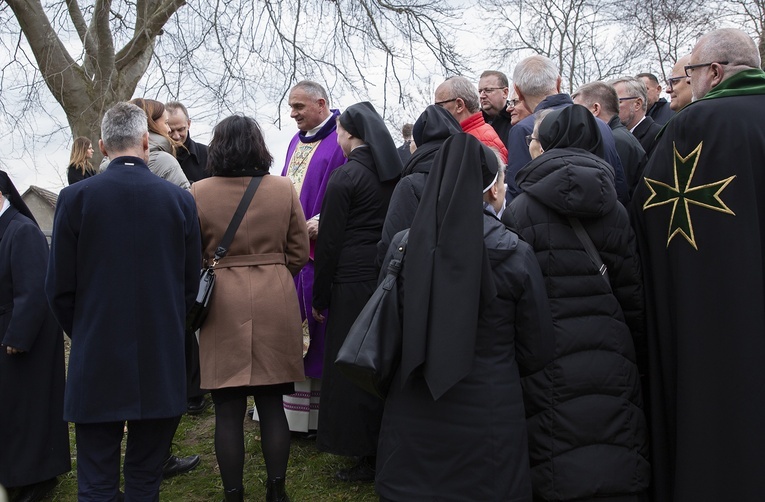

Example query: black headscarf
[339,102,402,182]
[538,104,604,158]
[401,133,498,400]
[0,170,37,225]
[401,105,462,177]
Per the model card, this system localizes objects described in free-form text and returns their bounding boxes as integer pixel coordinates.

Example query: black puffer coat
[503,147,650,501]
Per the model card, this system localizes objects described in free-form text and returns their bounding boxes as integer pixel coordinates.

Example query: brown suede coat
[191,175,309,389]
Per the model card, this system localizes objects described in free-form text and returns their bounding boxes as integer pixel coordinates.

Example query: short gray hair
[572,81,619,117]
[608,77,648,112]
[695,28,761,74]
[292,80,330,104]
[165,101,189,119]
[101,102,148,153]
[513,55,560,98]
[445,76,480,113]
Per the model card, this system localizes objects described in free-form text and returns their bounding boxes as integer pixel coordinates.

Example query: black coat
[176,134,209,183]
[376,216,555,501]
[46,157,201,423]
[0,207,70,487]
[67,163,96,185]
[504,148,649,501]
[608,115,648,199]
[483,107,513,150]
[376,106,461,266]
[631,83,765,502]
[313,146,396,456]
[647,97,674,126]
[632,116,663,158]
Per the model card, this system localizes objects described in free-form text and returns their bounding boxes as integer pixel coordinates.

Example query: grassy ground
[47,404,378,501]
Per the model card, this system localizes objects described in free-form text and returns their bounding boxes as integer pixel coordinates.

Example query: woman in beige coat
[191,115,309,502]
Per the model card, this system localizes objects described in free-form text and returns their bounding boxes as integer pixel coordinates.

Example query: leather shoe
[11,477,57,502]
[334,457,375,483]
[162,454,200,479]
[187,396,209,415]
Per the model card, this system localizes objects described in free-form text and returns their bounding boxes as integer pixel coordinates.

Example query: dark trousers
[185,329,204,400]
[75,416,181,502]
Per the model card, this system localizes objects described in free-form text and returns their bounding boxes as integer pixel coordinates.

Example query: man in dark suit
[610,77,663,157]
[573,81,648,199]
[166,101,209,184]
[46,102,201,501]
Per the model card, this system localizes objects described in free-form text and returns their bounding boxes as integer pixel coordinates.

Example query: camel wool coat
[191,174,310,390]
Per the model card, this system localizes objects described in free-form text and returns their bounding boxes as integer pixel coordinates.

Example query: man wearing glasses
[667,54,693,112]
[478,70,513,149]
[632,28,765,502]
[609,77,662,157]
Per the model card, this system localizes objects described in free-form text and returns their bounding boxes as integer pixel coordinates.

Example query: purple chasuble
[282,109,347,378]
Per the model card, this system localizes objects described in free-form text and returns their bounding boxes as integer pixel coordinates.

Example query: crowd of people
[1,26,764,502]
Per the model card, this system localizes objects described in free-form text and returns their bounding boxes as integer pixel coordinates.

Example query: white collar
[0,197,10,218]
[305,114,334,138]
[630,115,647,133]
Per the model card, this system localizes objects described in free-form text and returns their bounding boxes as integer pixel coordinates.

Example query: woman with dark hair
[128,98,190,189]
[190,115,309,502]
[311,101,400,482]
[67,136,97,184]
[375,134,555,501]
[503,104,650,501]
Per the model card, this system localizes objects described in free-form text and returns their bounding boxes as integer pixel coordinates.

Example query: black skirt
[316,280,384,457]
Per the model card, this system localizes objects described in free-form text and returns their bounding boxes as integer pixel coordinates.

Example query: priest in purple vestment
[277,81,346,434]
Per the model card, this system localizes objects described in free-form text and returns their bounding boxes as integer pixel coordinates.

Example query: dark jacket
[67,164,97,185]
[647,97,674,126]
[176,133,209,183]
[608,115,648,199]
[0,207,70,487]
[504,148,649,501]
[632,116,663,158]
[376,106,461,266]
[482,106,513,150]
[46,157,201,423]
[376,215,555,502]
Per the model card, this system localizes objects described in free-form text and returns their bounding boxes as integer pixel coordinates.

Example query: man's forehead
[479,75,501,86]
[167,111,189,124]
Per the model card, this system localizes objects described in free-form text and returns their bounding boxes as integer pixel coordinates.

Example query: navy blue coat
[46,157,201,423]
[0,207,70,487]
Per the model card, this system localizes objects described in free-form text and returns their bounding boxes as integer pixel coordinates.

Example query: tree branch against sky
[485,0,645,93]
[0,0,463,178]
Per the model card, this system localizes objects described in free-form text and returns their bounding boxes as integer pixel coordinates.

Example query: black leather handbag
[186,176,263,332]
[334,230,409,398]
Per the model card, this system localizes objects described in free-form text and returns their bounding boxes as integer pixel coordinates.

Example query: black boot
[266,477,290,502]
[223,487,244,502]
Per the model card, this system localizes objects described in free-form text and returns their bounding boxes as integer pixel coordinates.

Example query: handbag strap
[213,176,264,264]
[386,229,410,277]
[567,216,611,290]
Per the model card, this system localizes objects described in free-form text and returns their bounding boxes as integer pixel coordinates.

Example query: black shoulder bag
[335,229,410,398]
[186,176,263,332]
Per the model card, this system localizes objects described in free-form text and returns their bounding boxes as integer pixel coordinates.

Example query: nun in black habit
[311,101,400,481]
[375,134,555,501]
[0,171,70,501]
[376,104,462,266]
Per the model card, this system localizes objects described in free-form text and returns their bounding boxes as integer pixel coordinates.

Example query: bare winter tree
[486,0,645,93]
[618,0,717,81]
[720,0,765,67]
[0,0,463,167]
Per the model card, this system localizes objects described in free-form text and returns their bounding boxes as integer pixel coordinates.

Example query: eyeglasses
[618,96,639,103]
[507,98,520,108]
[684,61,729,77]
[478,87,506,95]
[525,135,539,147]
[435,98,457,107]
[666,76,686,90]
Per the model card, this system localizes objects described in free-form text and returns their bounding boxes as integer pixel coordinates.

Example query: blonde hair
[69,136,95,175]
